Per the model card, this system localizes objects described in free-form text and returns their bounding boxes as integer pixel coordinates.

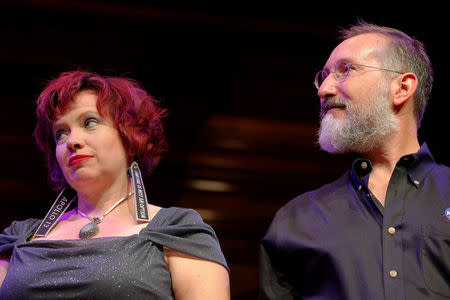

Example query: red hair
[34,70,168,190]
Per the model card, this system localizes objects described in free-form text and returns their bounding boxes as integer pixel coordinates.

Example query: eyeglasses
[314,62,403,89]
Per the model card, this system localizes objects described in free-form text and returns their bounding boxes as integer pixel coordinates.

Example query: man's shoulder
[262,171,353,249]
[268,171,352,227]
[284,172,350,209]
[433,162,450,174]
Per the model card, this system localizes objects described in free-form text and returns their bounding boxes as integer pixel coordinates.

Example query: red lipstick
[69,155,93,166]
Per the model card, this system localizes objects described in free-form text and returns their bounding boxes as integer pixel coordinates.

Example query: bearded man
[259,21,450,300]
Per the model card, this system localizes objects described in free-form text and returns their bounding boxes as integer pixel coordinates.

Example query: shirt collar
[349,142,436,191]
[350,159,372,192]
[405,142,436,188]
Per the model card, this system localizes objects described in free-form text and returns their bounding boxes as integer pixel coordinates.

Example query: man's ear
[391,72,418,108]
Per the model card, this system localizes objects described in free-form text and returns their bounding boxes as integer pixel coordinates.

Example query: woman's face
[53,90,129,190]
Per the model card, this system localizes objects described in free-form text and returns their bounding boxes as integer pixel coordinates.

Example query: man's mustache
[321,97,348,118]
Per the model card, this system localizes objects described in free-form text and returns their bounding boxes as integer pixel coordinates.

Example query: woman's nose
[66,131,84,152]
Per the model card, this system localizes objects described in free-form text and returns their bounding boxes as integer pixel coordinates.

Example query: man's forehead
[324,33,388,69]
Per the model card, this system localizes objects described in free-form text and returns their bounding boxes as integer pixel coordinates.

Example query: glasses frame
[314,62,404,90]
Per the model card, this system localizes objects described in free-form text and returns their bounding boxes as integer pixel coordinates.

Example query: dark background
[1,1,448,298]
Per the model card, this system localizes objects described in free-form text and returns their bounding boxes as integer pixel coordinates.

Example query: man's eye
[338,63,355,74]
[334,63,349,76]
[344,64,353,72]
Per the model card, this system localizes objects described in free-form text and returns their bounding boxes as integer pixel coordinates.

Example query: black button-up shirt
[260,143,450,299]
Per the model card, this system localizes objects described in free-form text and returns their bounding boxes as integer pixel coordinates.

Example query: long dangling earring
[128,161,150,222]
[33,186,77,238]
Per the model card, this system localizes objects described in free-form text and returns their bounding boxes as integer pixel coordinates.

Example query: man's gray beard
[318,86,400,154]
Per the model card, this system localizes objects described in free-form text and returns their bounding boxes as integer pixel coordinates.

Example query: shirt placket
[382,164,408,300]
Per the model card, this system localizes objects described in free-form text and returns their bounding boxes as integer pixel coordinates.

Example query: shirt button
[388,227,396,235]
[413,180,420,186]
[361,162,368,169]
[389,270,398,278]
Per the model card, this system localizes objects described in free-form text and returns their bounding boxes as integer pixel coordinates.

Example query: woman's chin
[65,172,102,190]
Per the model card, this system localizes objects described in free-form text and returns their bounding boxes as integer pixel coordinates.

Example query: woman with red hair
[0,71,230,299]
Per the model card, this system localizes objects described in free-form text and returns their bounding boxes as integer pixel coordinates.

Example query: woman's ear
[391,72,418,107]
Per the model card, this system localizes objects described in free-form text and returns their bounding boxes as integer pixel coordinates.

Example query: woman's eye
[54,130,68,142]
[85,118,98,128]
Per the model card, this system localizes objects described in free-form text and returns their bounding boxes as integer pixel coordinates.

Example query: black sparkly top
[0,207,228,299]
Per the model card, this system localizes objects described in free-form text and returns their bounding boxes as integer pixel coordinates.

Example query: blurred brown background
[1,1,448,298]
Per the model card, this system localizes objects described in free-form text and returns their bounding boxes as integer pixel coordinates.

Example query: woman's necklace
[77,192,134,239]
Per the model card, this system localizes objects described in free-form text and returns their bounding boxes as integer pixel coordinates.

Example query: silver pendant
[79,218,101,239]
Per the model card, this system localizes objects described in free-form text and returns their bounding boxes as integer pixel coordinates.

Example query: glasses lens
[314,70,327,89]
[334,62,350,81]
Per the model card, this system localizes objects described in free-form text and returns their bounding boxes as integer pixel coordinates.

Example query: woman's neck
[76,175,131,216]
